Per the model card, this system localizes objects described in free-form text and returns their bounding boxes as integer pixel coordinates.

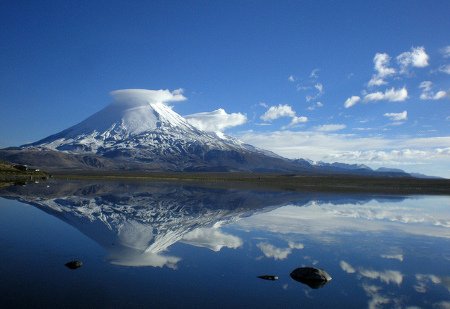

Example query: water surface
[0,180,449,308]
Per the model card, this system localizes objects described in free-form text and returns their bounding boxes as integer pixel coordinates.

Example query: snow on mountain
[12,89,411,175]
[22,89,280,170]
[26,89,239,151]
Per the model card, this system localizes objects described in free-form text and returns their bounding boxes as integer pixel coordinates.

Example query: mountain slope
[25,90,251,156]
[1,89,412,176]
[17,89,298,172]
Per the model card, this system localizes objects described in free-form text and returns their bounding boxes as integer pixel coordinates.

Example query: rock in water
[290,267,332,289]
[65,260,83,270]
[258,275,278,281]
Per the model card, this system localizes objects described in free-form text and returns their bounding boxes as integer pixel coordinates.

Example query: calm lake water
[0,180,449,308]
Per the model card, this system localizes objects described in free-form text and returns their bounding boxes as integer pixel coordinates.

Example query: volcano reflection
[0,180,424,270]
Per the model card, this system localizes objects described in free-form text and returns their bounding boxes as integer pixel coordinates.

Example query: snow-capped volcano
[26,89,244,153]
[6,88,411,175]
[20,89,289,171]
[50,89,193,139]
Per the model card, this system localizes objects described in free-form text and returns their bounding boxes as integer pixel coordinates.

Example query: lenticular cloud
[110,89,186,107]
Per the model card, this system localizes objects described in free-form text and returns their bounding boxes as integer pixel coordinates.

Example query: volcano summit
[7,89,298,172]
[1,89,410,176]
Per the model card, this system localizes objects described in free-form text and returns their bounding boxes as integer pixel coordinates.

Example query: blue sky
[1,1,449,176]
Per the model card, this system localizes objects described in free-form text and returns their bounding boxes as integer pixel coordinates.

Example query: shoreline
[46,172,450,195]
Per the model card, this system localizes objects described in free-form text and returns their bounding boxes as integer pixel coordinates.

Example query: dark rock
[257,275,278,281]
[13,164,28,171]
[65,260,83,270]
[290,267,332,289]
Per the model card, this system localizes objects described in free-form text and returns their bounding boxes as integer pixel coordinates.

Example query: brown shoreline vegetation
[0,161,50,183]
[49,171,450,195]
[1,159,449,195]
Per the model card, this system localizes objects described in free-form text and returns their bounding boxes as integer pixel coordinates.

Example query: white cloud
[364,87,408,102]
[340,260,356,273]
[330,148,450,164]
[374,53,396,76]
[344,96,361,108]
[111,88,187,107]
[259,102,269,108]
[307,101,323,111]
[439,64,450,75]
[364,92,385,102]
[260,104,296,121]
[314,124,346,132]
[397,46,429,72]
[431,91,447,100]
[306,83,324,102]
[441,46,450,58]
[182,228,243,252]
[288,116,308,126]
[185,108,247,132]
[240,131,450,161]
[419,81,448,100]
[420,81,433,92]
[288,75,296,82]
[238,130,450,177]
[296,84,311,91]
[384,111,407,121]
[315,83,324,93]
[310,68,319,79]
[368,76,387,87]
[368,53,396,87]
[261,104,307,129]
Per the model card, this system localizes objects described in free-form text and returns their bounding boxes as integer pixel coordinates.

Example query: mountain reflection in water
[0,180,449,309]
[4,180,395,268]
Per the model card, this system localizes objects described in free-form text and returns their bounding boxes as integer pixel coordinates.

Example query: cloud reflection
[235,197,450,239]
[340,260,403,285]
[380,254,403,262]
[359,269,403,285]
[340,260,356,273]
[257,241,304,260]
[434,301,450,309]
[362,284,391,309]
[182,228,243,252]
[109,251,181,269]
[415,274,450,293]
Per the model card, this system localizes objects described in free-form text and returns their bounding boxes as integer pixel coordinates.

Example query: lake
[0,180,449,308]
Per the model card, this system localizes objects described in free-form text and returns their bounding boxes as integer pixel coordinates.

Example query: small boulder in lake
[290,267,332,289]
[65,260,83,270]
[258,275,278,281]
